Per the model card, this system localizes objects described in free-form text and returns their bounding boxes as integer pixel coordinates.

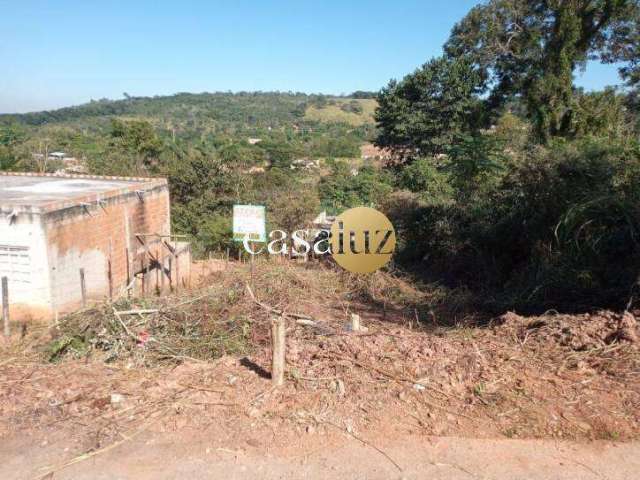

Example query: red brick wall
[43,185,172,314]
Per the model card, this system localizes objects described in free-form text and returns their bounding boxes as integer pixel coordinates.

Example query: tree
[350,91,378,99]
[340,100,363,114]
[108,119,163,173]
[0,124,26,170]
[566,87,634,139]
[258,140,299,169]
[444,0,640,142]
[446,134,506,199]
[398,157,454,205]
[374,56,484,164]
[319,163,393,213]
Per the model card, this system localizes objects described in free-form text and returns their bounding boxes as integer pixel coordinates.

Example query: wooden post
[271,316,286,386]
[143,239,149,296]
[168,256,173,292]
[350,313,361,332]
[107,259,113,301]
[188,244,192,288]
[175,251,180,293]
[155,246,160,295]
[79,268,86,308]
[2,277,9,337]
[125,247,131,298]
[140,258,146,296]
[108,239,113,301]
[249,242,255,290]
[160,248,166,293]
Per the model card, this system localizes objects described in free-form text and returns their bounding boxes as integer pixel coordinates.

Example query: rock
[332,379,345,397]
[577,421,592,432]
[110,393,125,404]
[617,312,638,343]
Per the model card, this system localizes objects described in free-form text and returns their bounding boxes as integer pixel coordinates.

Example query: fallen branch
[245,283,312,320]
[0,357,16,367]
[34,406,168,480]
[112,308,138,342]
[114,309,159,316]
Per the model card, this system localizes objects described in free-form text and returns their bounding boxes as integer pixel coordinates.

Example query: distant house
[360,143,391,161]
[312,211,335,230]
[48,151,67,161]
[290,158,319,170]
[37,151,88,174]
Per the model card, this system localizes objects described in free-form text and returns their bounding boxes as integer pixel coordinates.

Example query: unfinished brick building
[0,172,191,322]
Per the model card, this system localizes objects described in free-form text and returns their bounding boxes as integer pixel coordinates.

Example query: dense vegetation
[3,0,640,315]
[375,0,640,313]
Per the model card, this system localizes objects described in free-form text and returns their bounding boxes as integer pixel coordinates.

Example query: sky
[0,0,626,113]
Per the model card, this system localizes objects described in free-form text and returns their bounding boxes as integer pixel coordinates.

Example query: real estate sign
[232,204,266,242]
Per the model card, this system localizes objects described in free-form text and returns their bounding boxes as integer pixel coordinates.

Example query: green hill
[304,98,377,126]
[0,92,377,133]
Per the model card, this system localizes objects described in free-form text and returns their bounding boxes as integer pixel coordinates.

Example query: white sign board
[233,205,266,242]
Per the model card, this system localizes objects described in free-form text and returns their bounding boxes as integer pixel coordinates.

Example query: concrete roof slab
[0,172,167,213]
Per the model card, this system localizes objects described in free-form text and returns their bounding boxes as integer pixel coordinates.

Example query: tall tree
[109,119,163,173]
[374,56,484,164]
[444,0,640,142]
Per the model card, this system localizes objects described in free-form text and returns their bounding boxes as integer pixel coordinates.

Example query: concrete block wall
[0,212,52,320]
[44,184,171,315]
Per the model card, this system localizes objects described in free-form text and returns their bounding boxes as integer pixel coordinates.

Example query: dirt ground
[1,260,639,479]
[3,429,640,479]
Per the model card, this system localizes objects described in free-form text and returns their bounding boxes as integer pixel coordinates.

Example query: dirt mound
[1,261,639,471]
[496,310,639,351]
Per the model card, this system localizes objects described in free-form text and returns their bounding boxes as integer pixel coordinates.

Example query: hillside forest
[2,0,640,315]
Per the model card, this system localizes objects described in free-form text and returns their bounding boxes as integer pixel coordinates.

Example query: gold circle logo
[329,207,396,273]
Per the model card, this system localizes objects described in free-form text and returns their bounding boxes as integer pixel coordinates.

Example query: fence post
[140,258,146,296]
[108,239,113,301]
[271,316,286,386]
[175,251,180,293]
[155,246,160,295]
[350,313,361,332]
[2,277,9,337]
[125,247,131,298]
[160,248,166,293]
[79,269,86,308]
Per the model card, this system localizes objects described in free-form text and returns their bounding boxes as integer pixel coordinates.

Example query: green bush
[319,163,393,214]
[393,138,640,313]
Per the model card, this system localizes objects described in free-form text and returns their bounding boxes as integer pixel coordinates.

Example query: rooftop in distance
[0,172,167,213]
